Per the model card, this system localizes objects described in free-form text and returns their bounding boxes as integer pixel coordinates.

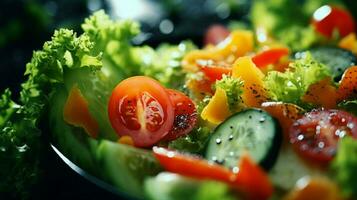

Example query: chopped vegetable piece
[252,47,289,68]
[153,147,273,200]
[201,65,232,81]
[63,84,99,138]
[339,33,357,55]
[302,77,338,108]
[204,25,231,46]
[289,109,357,165]
[108,76,174,147]
[261,102,304,141]
[283,177,343,200]
[163,89,197,141]
[312,5,355,38]
[214,75,244,113]
[337,66,357,101]
[232,56,269,107]
[206,109,282,170]
[201,87,231,124]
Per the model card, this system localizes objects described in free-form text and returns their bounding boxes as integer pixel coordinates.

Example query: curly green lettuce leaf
[331,137,357,199]
[215,75,244,113]
[168,127,211,154]
[0,27,102,198]
[264,53,330,106]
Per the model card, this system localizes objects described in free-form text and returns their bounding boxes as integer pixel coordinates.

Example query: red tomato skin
[204,24,230,46]
[312,5,355,38]
[163,89,197,141]
[289,109,357,165]
[252,48,289,68]
[108,76,174,147]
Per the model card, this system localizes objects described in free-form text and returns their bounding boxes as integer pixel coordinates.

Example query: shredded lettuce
[264,53,331,106]
[168,127,211,155]
[331,137,357,199]
[215,75,244,113]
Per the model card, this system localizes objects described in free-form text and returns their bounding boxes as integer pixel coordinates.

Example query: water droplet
[216,159,225,165]
[347,122,354,129]
[297,134,304,141]
[211,156,218,162]
[228,135,234,141]
[216,138,222,144]
[229,151,234,156]
[232,167,239,174]
[318,142,325,148]
[335,129,347,138]
[259,117,265,123]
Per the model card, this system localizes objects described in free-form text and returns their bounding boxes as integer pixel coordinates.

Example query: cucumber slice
[205,109,282,170]
[296,47,357,81]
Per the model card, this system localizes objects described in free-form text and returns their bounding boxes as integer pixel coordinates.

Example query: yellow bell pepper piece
[201,87,231,124]
[63,84,99,138]
[232,56,268,107]
[339,33,357,55]
[216,30,254,58]
[182,30,254,72]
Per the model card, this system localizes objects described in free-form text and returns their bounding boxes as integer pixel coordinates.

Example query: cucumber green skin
[205,109,282,170]
[308,47,356,81]
[49,86,162,199]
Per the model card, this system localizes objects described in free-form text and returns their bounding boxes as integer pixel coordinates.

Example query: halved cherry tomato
[153,147,273,200]
[252,47,289,68]
[201,65,232,81]
[312,5,355,38]
[108,76,174,147]
[289,109,357,165]
[163,89,197,141]
[337,66,357,101]
[204,24,230,46]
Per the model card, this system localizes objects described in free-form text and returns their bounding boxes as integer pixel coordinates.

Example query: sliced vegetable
[204,25,231,46]
[201,87,231,124]
[108,76,174,147]
[302,77,338,108]
[215,75,244,113]
[163,89,197,141]
[283,177,343,200]
[232,56,269,107]
[201,65,232,81]
[63,84,99,138]
[145,173,236,200]
[289,109,357,165]
[306,47,357,81]
[312,5,355,38]
[206,109,282,170]
[252,47,289,68]
[153,147,273,200]
[261,102,304,140]
[339,33,357,55]
[337,66,357,101]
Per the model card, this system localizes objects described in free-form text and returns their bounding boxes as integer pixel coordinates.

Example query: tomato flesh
[312,5,355,38]
[289,109,357,165]
[108,76,174,147]
[163,89,197,141]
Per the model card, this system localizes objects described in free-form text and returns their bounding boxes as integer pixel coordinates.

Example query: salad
[1,0,357,199]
